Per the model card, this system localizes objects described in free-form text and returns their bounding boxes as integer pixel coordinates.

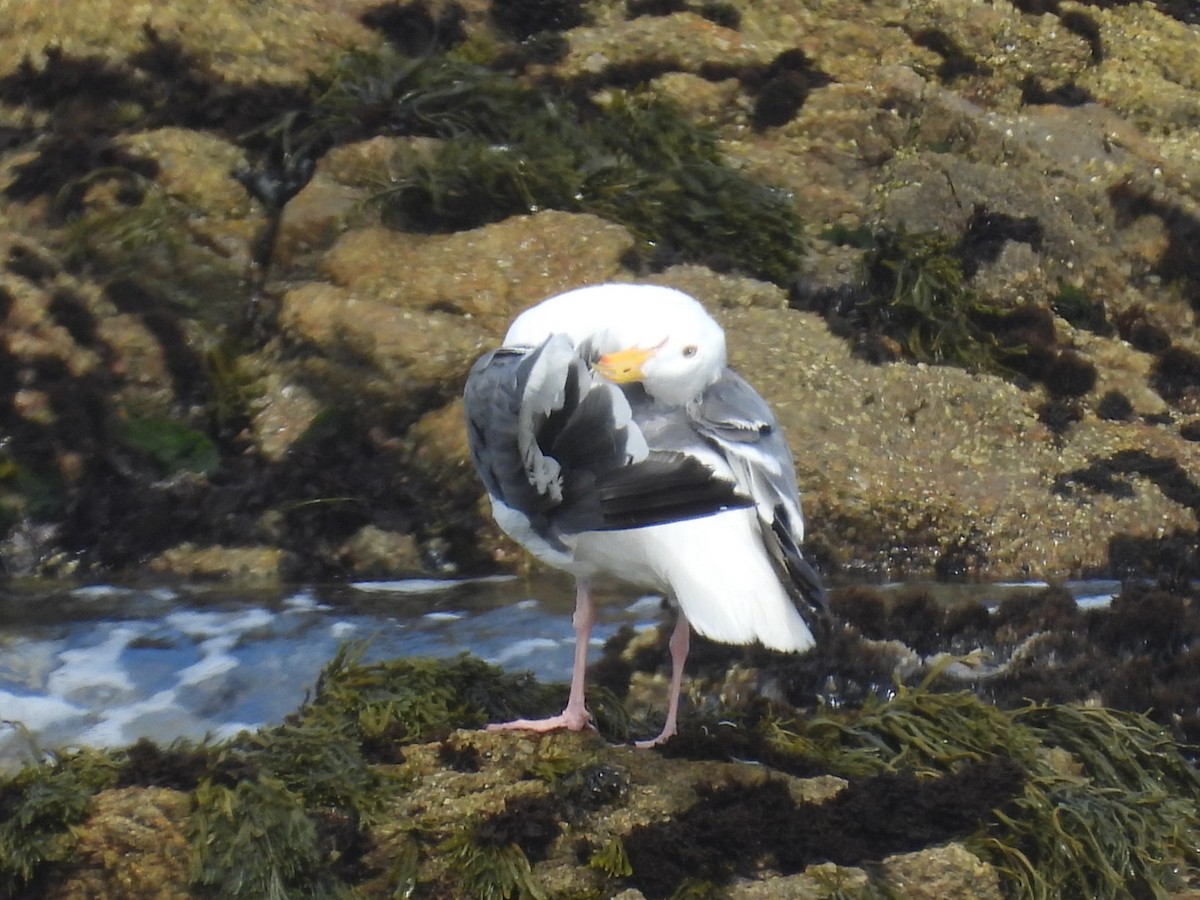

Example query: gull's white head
[505,284,727,407]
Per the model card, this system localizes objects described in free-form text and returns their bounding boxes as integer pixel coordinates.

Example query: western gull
[463,283,826,746]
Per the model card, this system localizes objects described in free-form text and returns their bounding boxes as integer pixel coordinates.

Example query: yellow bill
[595,340,664,383]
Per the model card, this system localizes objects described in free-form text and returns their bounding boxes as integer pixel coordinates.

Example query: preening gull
[463,283,826,746]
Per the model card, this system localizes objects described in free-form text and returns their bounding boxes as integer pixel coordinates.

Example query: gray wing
[464,336,751,550]
[688,369,828,617]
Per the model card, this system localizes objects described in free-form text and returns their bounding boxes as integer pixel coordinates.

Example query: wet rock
[249,370,323,462]
[336,524,424,577]
[273,175,372,273]
[271,136,426,273]
[146,542,286,583]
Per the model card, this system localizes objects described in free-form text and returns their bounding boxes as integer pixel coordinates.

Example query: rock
[729,853,999,900]
[320,210,636,327]
[270,136,432,273]
[881,842,1004,900]
[729,863,872,899]
[146,542,286,583]
[281,280,486,418]
[552,12,786,82]
[119,128,260,255]
[249,370,324,462]
[0,0,380,85]
[2,0,1200,581]
[43,787,191,900]
[337,524,424,577]
[718,300,1198,576]
[273,175,373,272]
[648,265,790,310]
[401,399,525,569]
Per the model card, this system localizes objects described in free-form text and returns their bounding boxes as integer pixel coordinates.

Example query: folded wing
[688,370,828,623]
[464,336,752,551]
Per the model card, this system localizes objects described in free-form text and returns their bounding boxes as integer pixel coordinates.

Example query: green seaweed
[587,836,633,877]
[0,768,91,893]
[0,450,68,523]
[384,834,421,899]
[230,721,385,817]
[113,415,221,476]
[667,879,728,899]
[62,178,190,273]
[0,749,119,895]
[1050,280,1111,334]
[442,827,547,900]
[526,741,592,783]
[187,775,350,899]
[291,48,805,284]
[7,655,1197,898]
[859,228,1004,369]
[757,687,1200,898]
[808,866,903,900]
[974,704,1200,899]
[199,338,261,439]
[818,222,878,249]
[292,645,568,755]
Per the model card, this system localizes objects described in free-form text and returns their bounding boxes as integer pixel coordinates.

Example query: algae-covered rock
[42,787,191,900]
[3,652,1195,898]
[1,0,1200,585]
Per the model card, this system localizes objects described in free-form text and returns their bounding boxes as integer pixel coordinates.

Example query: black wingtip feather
[770,513,829,628]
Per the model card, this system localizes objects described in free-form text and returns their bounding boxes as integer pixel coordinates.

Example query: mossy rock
[3,653,1197,898]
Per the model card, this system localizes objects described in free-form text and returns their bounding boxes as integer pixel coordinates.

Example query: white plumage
[464,283,825,746]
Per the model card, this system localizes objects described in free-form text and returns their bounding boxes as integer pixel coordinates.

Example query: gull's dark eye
[682,344,698,358]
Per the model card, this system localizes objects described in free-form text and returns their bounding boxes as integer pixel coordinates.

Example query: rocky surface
[2,0,1199,584]
[4,616,1196,898]
[4,3,1200,895]
[19,731,1010,900]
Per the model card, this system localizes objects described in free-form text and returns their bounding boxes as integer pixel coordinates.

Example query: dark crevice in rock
[957,205,1044,279]
[743,49,834,130]
[908,27,991,82]
[360,1,469,55]
[623,760,1024,897]
[1019,74,1096,107]
[1109,180,1200,311]
[1053,449,1200,513]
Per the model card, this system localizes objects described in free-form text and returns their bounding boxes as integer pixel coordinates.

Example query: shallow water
[0,575,1119,770]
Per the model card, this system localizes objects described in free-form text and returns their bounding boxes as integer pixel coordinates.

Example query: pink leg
[487,579,595,735]
[635,615,690,748]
